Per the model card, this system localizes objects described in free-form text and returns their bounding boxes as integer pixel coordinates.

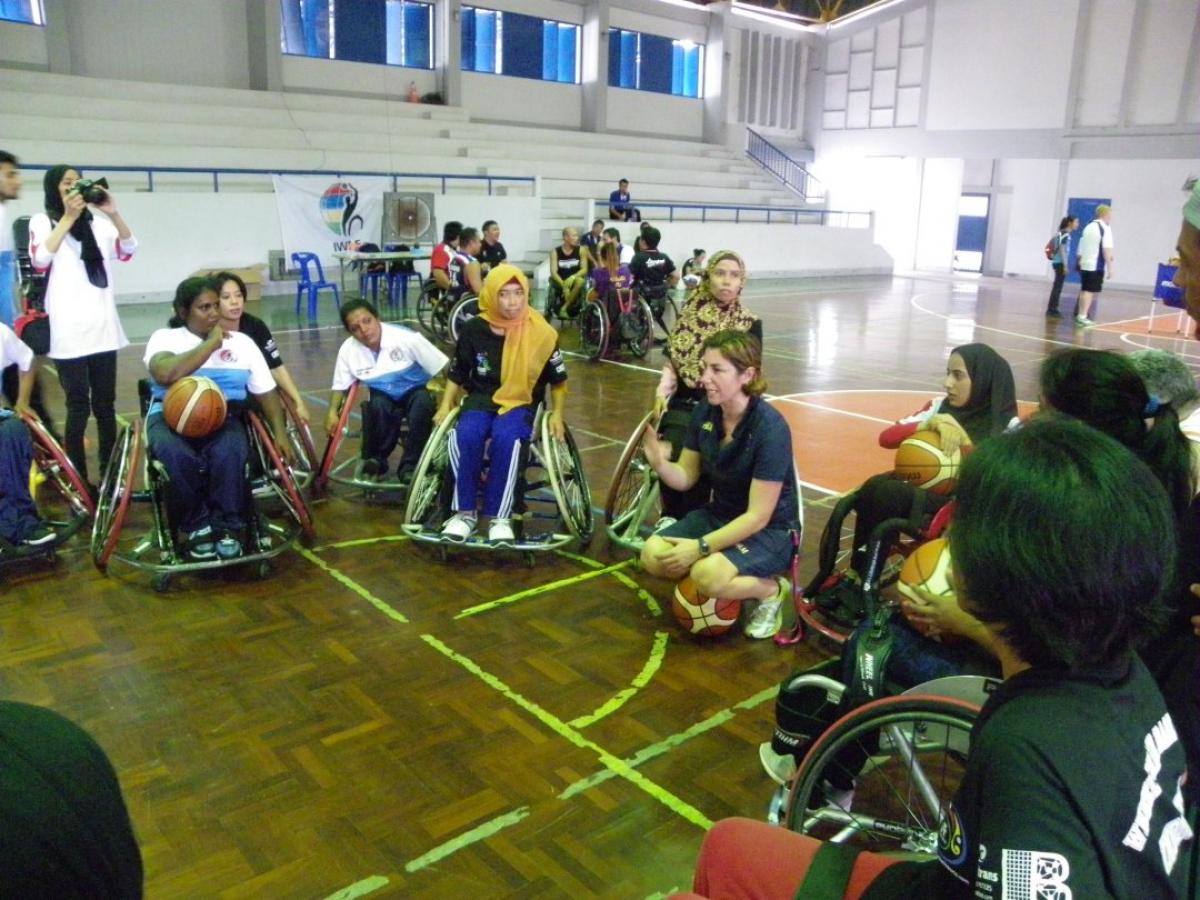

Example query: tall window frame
[608,27,704,99]
[280,0,434,71]
[0,0,45,25]
[461,6,581,85]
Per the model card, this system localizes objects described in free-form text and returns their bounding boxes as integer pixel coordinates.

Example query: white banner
[272,175,390,266]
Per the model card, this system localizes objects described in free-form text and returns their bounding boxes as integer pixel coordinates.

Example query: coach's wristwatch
[698,537,711,556]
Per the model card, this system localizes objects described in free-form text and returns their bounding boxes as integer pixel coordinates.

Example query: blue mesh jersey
[330,323,448,400]
[143,328,275,414]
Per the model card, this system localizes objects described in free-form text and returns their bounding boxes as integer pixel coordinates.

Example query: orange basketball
[163,376,227,439]
[893,430,961,495]
[897,538,959,641]
[671,577,742,637]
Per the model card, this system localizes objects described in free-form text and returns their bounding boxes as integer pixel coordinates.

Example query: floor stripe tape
[568,630,669,729]
[297,547,409,623]
[311,533,412,552]
[455,559,633,619]
[321,876,390,899]
[403,807,531,873]
[610,568,662,616]
[421,633,713,830]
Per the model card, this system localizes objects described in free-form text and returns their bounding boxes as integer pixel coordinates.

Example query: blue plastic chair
[291,252,340,318]
[384,243,415,310]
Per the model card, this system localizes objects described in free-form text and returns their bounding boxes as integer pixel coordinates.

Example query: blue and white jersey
[143,328,275,415]
[331,323,448,400]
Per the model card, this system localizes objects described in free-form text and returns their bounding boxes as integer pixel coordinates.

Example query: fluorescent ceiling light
[730,5,815,33]
[827,0,909,30]
[649,0,708,10]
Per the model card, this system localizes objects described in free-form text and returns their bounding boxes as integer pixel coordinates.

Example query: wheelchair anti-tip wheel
[783,693,980,854]
[604,410,660,553]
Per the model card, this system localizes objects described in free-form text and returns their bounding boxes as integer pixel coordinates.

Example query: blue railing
[594,200,869,228]
[20,164,535,196]
[745,128,824,203]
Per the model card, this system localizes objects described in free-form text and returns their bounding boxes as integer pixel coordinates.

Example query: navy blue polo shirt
[684,396,798,530]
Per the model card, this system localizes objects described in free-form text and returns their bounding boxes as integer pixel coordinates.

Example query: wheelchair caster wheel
[152,573,171,593]
[256,561,272,580]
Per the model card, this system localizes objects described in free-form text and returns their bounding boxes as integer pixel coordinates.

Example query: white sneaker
[744,577,789,639]
[488,518,515,543]
[1074,315,1095,327]
[759,742,797,786]
[441,512,477,541]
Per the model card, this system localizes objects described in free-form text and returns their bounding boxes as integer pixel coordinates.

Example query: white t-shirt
[331,323,448,400]
[29,212,136,359]
[0,322,34,373]
[1076,219,1113,272]
[619,243,635,266]
[143,328,275,415]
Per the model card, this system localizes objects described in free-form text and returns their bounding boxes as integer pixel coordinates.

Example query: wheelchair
[777,489,955,646]
[604,410,662,553]
[316,379,423,498]
[91,401,315,592]
[417,280,478,344]
[768,667,995,855]
[401,401,593,561]
[636,284,679,341]
[545,277,588,326]
[579,287,654,360]
[280,393,318,490]
[0,412,92,573]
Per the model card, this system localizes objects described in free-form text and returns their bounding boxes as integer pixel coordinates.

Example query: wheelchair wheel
[282,396,318,489]
[626,298,655,358]
[248,411,314,540]
[23,412,94,519]
[604,410,659,551]
[316,380,360,495]
[541,417,594,542]
[91,422,141,571]
[579,302,607,360]
[654,295,679,337]
[404,405,459,529]
[417,283,445,338]
[784,694,980,853]
[448,294,479,344]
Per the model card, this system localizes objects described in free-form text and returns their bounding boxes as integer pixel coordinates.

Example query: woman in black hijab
[28,166,137,488]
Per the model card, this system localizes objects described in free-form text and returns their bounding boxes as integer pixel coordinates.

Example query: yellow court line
[421,633,713,830]
[552,548,607,570]
[321,876,390,900]
[311,533,412,552]
[454,559,633,619]
[568,630,669,729]
[610,568,662,616]
[404,807,531,873]
[297,547,409,623]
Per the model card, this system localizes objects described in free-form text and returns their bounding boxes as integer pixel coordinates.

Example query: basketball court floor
[3,272,1188,897]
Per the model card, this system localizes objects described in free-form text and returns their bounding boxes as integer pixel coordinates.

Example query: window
[608,28,703,99]
[0,0,44,25]
[280,0,433,70]
[461,7,580,84]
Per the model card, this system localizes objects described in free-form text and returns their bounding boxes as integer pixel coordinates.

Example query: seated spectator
[588,242,634,325]
[631,226,679,300]
[436,265,568,544]
[608,178,640,221]
[144,276,293,561]
[547,227,587,319]
[0,700,144,897]
[602,227,635,266]
[682,418,1195,899]
[477,220,506,274]
[215,271,310,424]
[580,218,605,260]
[640,330,797,640]
[429,220,463,292]
[327,299,447,485]
[681,248,706,289]
[0,320,53,548]
[453,227,484,299]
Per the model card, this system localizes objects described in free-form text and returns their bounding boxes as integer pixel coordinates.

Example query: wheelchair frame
[579,287,654,360]
[401,402,594,557]
[316,380,417,497]
[418,280,478,344]
[604,410,661,553]
[91,411,314,591]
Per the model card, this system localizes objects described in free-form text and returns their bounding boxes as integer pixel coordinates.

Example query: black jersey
[448,317,567,414]
[865,656,1195,899]
[478,240,506,269]
[237,313,283,370]
[553,245,583,281]
[631,250,675,294]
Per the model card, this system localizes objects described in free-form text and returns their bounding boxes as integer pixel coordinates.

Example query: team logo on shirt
[701,422,714,432]
[475,352,492,377]
[390,347,403,362]
[1001,849,1072,899]
[219,348,235,362]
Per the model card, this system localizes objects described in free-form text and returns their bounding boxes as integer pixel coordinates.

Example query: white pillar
[581,0,610,133]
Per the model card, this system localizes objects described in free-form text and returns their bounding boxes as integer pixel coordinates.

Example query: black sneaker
[185,526,217,561]
[360,458,383,479]
[22,523,55,546]
[1046,309,1062,318]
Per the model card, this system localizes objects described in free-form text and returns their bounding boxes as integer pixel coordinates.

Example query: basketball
[893,429,961,495]
[897,538,958,640]
[163,376,227,439]
[671,577,742,637]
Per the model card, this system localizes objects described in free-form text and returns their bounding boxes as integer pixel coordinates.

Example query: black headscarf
[945,343,1017,444]
[0,701,143,897]
[43,165,108,289]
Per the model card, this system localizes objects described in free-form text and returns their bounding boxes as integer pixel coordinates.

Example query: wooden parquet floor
[1,273,1177,898]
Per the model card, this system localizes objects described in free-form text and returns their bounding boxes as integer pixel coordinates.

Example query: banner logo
[321,182,365,237]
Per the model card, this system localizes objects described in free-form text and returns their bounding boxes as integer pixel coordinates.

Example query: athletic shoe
[185,526,217,561]
[441,512,477,541]
[359,458,385,480]
[216,532,243,560]
[21,523,55,546]
[653,516,678,534]
[488,518,515,543]
[759,742,797,786]
[745,578,789,639]
[1046,309,1062,318]
[1074,315,1095,327]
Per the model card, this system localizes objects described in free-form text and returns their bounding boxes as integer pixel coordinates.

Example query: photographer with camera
[29,166,136,489]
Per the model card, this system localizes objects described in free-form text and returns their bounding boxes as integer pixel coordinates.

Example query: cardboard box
[191,265,267,303]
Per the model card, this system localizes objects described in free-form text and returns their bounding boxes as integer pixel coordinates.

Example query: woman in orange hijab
[434,264,568,543]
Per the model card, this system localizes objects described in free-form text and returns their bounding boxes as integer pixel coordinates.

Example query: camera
[70,177,109,204]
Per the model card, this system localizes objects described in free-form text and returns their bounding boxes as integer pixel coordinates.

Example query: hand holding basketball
[926,414,970,456]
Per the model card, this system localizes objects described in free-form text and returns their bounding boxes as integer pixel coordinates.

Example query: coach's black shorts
[1080,269,1105,293]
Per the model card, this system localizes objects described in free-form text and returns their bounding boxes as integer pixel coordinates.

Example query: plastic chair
[384,243,416,309]
[291,252,340,319]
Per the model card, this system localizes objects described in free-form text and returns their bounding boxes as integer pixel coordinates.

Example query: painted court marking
[568,630,670,729]
[297,547,409,624]
[322,876,390,899]
[404,807,531,873]
[454,559,634,619]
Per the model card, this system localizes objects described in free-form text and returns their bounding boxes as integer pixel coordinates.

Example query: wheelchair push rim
[579,301,607,360]
[91,422,141,571]
[248,410,315,540]
[23,411,95,520]
[603,410,660,552]
[541,416,594,543]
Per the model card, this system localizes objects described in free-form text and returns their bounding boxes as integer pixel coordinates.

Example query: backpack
[1044,233,1061,260]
